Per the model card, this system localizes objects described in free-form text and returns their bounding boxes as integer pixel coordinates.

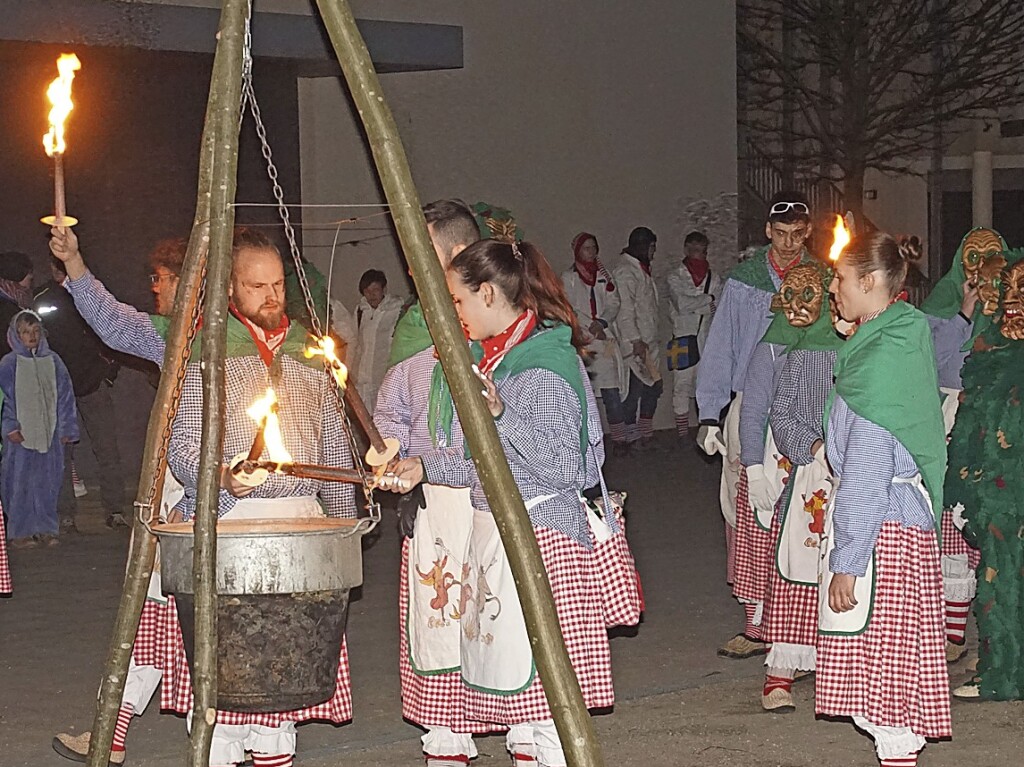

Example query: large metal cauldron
[156,517,363,713]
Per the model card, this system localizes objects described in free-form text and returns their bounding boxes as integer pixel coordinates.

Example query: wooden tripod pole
[189,0,248,764]
[84,4,247,766]
[313,3,605,766]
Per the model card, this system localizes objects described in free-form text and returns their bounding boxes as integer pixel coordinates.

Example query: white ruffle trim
[765,642,816,671]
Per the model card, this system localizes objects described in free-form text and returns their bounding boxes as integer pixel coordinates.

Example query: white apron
[142,469,187,605]
[406,484,475,674]
[818,483,875,636]
[777,459,831,586]
[818,475,932,634]
[460,499,556,695]
[226,494,322,520]
[720,393,743,527]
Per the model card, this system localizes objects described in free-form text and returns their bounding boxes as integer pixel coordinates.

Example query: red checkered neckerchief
[230,304,290,367]
[478,309,537,376]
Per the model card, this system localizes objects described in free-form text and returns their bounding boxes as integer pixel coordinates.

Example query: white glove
[746,463,780,513]
[697,424,727,456]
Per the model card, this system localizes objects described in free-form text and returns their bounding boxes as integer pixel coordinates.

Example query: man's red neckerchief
[230,304,289,367]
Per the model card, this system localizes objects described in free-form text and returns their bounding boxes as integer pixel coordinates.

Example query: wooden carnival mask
[961,228,1004,285]
[1000,261,1024,341]
[976,254,1008,316]
[771,263,827,328]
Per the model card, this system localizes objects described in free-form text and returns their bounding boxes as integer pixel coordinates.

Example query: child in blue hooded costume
[0,310,78,547]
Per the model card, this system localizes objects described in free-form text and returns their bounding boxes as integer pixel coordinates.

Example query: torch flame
[247,388,292,463]
[828,214,851,263]
[305,335,348,390]
[42,53,82,157]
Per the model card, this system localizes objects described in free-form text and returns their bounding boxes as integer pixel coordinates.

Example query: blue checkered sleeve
[65,270,165,365]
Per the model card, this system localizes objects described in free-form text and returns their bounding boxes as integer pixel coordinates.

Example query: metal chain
[136,267,207,532]
[240,7,378,523]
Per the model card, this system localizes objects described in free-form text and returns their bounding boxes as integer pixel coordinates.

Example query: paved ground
[0,433,1016,767]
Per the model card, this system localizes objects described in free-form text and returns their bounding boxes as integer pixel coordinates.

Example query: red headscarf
[571,232,615,292]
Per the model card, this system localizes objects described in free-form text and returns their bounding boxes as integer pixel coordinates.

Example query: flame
[247,388,292,463]
[42,53,82,157]
[828,214,851,263]
[305,335,348,390]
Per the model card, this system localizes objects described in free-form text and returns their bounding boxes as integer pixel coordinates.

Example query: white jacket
[348,293,404,409]
[666,261,722,350]
[612,255,660,385]
[562,265,627,393]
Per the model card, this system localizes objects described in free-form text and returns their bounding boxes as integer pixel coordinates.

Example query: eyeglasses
[769,201,810,216]
[149,273,174,285]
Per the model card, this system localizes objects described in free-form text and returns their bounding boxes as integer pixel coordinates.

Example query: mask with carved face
[772,264,826,327]
[961,228,1004,285]
[976,254,1008,316]
[1000,261,1024,340]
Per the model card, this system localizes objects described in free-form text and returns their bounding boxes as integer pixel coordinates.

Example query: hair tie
[511,241,523,261]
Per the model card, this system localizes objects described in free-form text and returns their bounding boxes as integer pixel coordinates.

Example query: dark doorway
[0,40,302,309]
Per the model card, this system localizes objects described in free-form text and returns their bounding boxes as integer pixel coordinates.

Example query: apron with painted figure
[777,458,830,586]
[758,428,792,531]
[406,484,475,674]
[459,503,549,695]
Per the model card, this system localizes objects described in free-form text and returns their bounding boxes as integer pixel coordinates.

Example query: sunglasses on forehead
[769,201,810,215]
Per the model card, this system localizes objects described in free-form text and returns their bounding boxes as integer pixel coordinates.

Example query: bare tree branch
[739,0,1024,213]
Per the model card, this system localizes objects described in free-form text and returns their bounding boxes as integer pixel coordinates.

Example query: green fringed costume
[945,248,1024,701]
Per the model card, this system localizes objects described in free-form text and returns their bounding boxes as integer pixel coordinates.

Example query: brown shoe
[9,537,39,549]
[762,687,796,713]
[946,639,967,664]
[39,534,60,547]
[717,633,768,659]
[53,732,126,766]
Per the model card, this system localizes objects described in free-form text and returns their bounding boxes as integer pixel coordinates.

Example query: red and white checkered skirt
[940,509,980,569]
[0,501,11,595]
[761,510,817,652]
[462,527,614,726]
[816,522,951,739]
[732,470,772,603]
[132,599,171,667]
[158,594,353,727]
[398,538,500,734]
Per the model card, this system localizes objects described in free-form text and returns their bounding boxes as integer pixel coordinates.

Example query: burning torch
[41,53,81,228]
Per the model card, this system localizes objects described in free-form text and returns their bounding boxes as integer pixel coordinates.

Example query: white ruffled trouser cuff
[942,553,977,602]
[186,713,296,766]
[765,642,816,672]
[118,658,162,715]
[507,720,566,767]
[422,726,477,759]
[852,716,926,760]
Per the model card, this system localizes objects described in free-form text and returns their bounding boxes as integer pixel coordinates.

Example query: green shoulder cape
[826,301,946,523]
[728,246,813,293]
[150,313,319,368]
[427,323,588,457]
[388,301,433,367]
[761,307,843,353]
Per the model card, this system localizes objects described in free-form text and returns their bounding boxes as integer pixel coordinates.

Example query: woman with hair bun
[817,232,951,766]
[383,239,640,767]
